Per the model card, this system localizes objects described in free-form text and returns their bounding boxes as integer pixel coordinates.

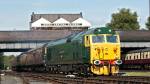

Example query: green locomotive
[13,27,121,75]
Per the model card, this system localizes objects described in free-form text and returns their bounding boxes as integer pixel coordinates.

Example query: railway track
[6,71,150,84]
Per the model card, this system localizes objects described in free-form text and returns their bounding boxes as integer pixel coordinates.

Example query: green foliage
[0,55,15,70]
[106,8,140,30]
[3,55,15,69]
[145,17,150,30]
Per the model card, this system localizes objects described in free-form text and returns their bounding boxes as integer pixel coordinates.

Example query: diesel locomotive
[13,27,122,75]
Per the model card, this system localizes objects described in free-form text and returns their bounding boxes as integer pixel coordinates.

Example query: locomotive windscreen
[106,35,118,43]
[92,35,104,43]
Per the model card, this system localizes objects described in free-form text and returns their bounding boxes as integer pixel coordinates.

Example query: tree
[0,55,15,70]
[3,55,15,70]
[145,17,150,30]
[106,8,140,30]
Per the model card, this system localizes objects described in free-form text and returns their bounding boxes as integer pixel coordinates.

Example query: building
[30,12,91,31]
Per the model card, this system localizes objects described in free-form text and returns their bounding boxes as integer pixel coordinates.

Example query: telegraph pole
[149,0,150,16]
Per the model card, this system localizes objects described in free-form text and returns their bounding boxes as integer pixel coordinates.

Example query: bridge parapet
[121,42,150,48]
[0,41,47,49]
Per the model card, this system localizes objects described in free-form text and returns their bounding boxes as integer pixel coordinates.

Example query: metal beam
[121,42,150,47]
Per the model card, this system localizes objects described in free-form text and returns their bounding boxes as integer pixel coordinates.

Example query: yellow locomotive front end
[84,27,122,75]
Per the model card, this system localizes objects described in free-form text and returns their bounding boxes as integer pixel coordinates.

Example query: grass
[121,71,150,76]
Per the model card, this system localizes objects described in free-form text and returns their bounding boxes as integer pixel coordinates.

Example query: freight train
[121,48,150,70]
[12,27,122,75]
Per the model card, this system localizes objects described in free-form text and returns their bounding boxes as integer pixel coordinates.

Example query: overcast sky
[0,0,149,31]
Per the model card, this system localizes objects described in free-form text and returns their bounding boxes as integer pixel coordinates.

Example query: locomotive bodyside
[46,32,89,74]
[45,27,121,75]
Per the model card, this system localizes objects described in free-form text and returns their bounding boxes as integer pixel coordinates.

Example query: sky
[0,0,149,31]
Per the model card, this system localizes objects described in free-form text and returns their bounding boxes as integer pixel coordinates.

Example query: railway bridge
[0,30,72,52]
[119,30,150,48]
[0,30,149,52]
[118,30,150,53]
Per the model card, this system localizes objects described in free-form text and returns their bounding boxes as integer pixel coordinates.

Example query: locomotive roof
[93,27,115,34]
[47,29,90,46]
[47,27,116,47]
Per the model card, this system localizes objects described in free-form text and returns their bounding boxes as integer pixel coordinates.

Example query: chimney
[80,12,83,18]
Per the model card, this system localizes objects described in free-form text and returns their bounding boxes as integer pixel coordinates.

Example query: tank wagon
[13,27,122,75]
[121,48,150,70]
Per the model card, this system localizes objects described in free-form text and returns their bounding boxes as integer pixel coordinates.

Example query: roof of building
[30,12,83,23]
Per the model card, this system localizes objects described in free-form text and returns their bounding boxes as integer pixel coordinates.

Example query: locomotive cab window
[84,35,91,47]
[92,35,104,43]
[106,35,118,43]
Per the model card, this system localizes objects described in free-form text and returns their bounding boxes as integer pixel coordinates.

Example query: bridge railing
[121,42,150,47]
[0,42,46,49]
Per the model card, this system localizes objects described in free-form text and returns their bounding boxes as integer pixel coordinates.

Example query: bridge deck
[0,30,72,42]
[118,30,150,42]
[0,30,149,51]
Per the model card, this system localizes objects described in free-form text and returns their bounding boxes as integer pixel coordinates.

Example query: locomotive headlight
[94,60,101,65]
[115,60,122,65]
[109,29,112,32]
[98,29,101,32]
